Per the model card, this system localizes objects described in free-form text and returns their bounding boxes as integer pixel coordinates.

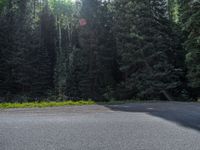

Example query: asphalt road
[0,102,200,150]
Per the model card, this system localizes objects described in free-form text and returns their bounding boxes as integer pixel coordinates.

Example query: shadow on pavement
[104,102,200,132]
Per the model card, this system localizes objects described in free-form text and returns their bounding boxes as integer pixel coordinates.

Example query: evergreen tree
[78,0,117,100]
[39,3,56,92]
[31,3,55,96]
[114,0,183,100]
[0,13,11,96]
[0,0,34,100]
[11,0,33,95]
[0,0,198,101]
[183,1,200,98]
[168,0,181,23]
[0,0,7,12]
[95,1,117,99]
[78,0,102,99]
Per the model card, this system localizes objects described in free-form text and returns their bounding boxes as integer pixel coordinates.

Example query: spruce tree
[78,0,117,100]
[31,3,55,97]
[114,0,182,100]
[78,0,101,99]
[183,1,200,98]
[95,1,118,99]
[0,15,11,97]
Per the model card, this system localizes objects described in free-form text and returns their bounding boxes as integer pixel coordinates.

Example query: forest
[0,0,199,102]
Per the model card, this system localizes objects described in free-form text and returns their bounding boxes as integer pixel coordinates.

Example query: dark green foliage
[0,0,56,99]
[78,0,102,99]
[77,0,117,100]
[183,1,200,97]
[0,0,31,96]
[113,0,184,100]
[168,0,181,23]
[0,0,7,12]
[0,0,199,101]
[32,4,56,96]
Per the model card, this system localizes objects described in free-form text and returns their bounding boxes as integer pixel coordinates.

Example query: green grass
[0,99,170,109]
[0,99,144,109]
[0,100,96,109]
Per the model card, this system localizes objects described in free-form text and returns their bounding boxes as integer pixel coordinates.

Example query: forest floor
[0,102,200,150]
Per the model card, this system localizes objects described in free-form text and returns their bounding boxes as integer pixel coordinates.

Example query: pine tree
[0,0,34,100]
[183,1,200,98]
[0,0,7,12]
[114,0,183,100]
[40,3,56,92]
[168,0,181,23]
[11,0,33,95]
[78,0,117,100]
[31,3,55,97]
[0,0,196,101]
[95,1,118,99]
[0,15,11,97]
[78,0,101,99]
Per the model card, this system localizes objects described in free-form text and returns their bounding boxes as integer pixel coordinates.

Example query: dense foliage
[0,0,199,102]
[183,1,200,98]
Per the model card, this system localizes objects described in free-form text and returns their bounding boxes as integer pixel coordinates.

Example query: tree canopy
[0,0,199,102]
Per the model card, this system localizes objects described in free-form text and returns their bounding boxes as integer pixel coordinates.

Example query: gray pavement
[0,102,200,150]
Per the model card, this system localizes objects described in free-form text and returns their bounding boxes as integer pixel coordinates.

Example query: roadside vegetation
[1,98,199,109]
[0,99,148,109]
[0,100,96,109]
[0,0,199,102]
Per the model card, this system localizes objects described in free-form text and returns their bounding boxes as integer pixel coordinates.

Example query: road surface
[0,102,200,150]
